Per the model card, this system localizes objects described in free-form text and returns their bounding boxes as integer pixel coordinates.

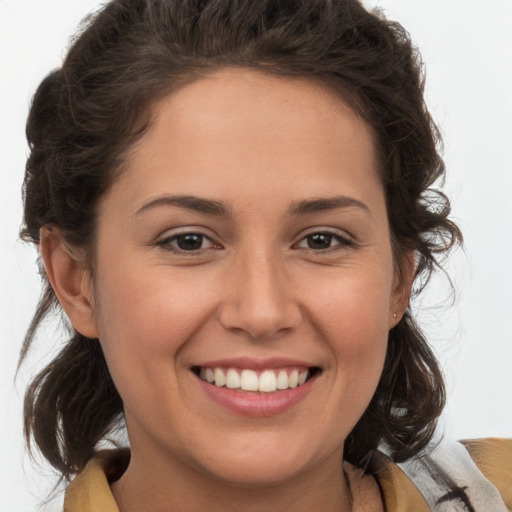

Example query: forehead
[103,68,382,215]
[148,68,375,156]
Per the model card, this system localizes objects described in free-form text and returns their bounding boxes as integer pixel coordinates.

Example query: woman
[18,0,511,510]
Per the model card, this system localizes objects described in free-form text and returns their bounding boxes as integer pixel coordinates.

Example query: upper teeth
[199,367,310,393]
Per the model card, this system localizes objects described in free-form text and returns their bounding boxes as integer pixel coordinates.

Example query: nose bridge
[219,243,301,339]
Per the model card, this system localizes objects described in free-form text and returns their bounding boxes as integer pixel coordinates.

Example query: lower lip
[196,373,316,417]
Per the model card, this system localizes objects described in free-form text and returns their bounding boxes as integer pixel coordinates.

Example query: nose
[218,249,303,340]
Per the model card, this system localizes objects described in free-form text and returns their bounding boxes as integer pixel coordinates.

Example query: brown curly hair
[20,0,461,479]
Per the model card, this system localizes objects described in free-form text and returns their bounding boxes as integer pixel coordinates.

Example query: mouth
[191,366,321,393]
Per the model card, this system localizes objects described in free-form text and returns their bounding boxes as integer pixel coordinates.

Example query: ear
[389,250,416,328]
[40,227,99,339]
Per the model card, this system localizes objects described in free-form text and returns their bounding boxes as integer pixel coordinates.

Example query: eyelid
[155,227,223,253]
[293,227,355,250]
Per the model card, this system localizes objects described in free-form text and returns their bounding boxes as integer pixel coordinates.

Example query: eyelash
[294,230,355,252]
[156,232,219,254]
[155,229,355,255]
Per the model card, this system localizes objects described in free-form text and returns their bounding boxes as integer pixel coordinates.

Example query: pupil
[308,233,331,249]
[177,234,203,251]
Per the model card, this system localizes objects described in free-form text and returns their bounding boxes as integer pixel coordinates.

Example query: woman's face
[87,69,407,485]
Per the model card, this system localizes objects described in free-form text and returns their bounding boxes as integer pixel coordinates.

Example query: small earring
[393,312,397,319]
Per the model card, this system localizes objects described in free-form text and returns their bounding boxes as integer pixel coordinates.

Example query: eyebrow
[134,194,369,218]
[289,196,369,215]
[134,195,231,217]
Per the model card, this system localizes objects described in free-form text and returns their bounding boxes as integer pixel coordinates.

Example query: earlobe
[40,227,99,339]
[390,250,416,327]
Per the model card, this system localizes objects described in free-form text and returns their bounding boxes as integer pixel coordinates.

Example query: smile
[191,359,321,416]
[195,367,314,393]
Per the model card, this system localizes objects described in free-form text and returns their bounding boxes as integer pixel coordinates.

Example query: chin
[208,457,308,487]
[194,434,324,487]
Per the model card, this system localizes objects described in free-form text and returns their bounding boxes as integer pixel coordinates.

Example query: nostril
[217,282,303,340]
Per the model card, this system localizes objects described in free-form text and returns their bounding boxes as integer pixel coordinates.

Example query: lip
[194,356,314,371]
[192,357,320,417]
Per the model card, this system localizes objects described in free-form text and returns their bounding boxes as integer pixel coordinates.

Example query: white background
[1,1,511,510]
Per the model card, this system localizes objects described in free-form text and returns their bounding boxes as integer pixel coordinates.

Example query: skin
[42,69,412,512]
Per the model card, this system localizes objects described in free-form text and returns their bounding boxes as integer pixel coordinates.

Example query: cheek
[91,268,221,432]
[317,305,388,440]
[305,269,391,413]
[95,256,212,338]
[305,265,393,345]
[325,299,388,394]
[92,261,217,393]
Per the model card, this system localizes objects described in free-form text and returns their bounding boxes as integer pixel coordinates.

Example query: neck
[111,446,352,512]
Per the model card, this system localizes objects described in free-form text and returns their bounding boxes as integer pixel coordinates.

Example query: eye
[295,231,353,251]
[157,232,218,253]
